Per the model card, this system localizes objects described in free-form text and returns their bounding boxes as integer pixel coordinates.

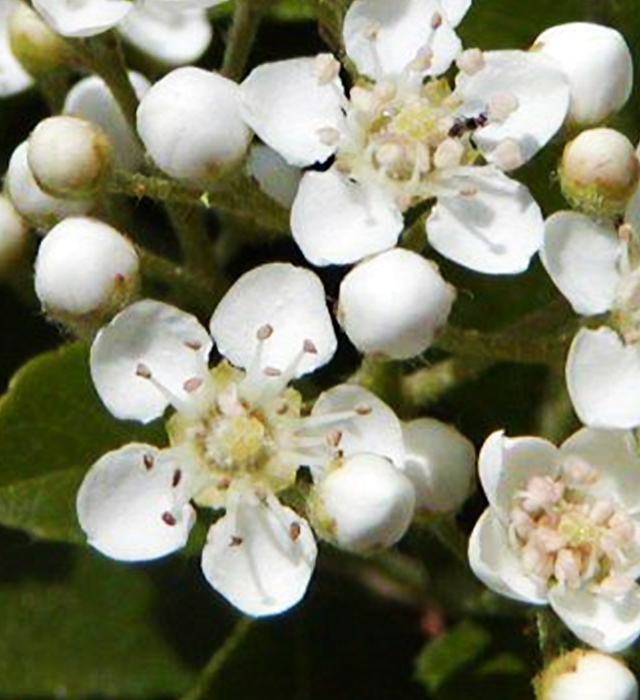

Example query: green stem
[221,0,270,81]
[536,609,565,666]
[418,515,469,566]
[178,618,254,700]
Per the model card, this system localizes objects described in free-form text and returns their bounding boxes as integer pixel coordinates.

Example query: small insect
[448,113,489,138]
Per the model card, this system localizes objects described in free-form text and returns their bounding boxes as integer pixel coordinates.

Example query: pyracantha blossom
[0,0,34,96]
[239,0,570,273]
[540,137,640,429]
[469,429,640,652]
[77,263,410,616]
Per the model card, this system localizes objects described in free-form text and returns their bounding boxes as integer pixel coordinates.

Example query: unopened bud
[28,116,112,199]
[35,217,140,335]
[137,67,252,184]
[401,418,475,513]
[8,3,76,78]
[0,195,32,279]
[337,249,455,359]
[535,650,638,700]
[533,23,632,126]
[310,453,415,553]
[559,128,640,217]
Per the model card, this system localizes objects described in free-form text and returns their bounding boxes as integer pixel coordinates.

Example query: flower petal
[426,167,544,274]
[64,72,150,171]
[310,384,405,469]
[291,169,403,266]
[245,144,302,209]
[401,418,475,513]
[90,299,212,423]
[240,57,346,168]
[33,0,131,36]
[77,444,195,561]
[201,492,317,617]
[540,211,623,316]
[343,0,464,80]
[478,430,559,522]
[0,0,34,96]
[549,585,640,652]
[560,427,640,511]
[566,327,640,430]
[455,50,569,166]
[210,263,336,378]
[118,2,212,66]
[468,508,548,604]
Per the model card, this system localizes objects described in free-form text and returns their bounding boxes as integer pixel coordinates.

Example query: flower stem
[221,0,272,81]
[536,609,565,666]
[178,618,254,700]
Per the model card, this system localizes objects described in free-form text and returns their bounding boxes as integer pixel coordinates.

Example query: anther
[172,469,182,488]
[317,127,341,146]
[217,478,232,491]
[263,367,282,377]
[229,535,243,547]
[136,362,152,379]
[162,512,177,526]
[183,377,203,393]
[355,403,372,416]
[303,339,318,354]
[459,184,478,197]
[256,324,273,341]
[274,399,289,415]
[363,21,380,41]
[143,453,154,470]
[313,54,340,84]
[289,522,302,541]
[431,12,443,29]
[114,273,126,284]
[184,340,203,351]
[326,429,343,448]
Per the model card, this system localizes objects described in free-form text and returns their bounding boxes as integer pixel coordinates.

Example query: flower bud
[559,128,640,217]
[8,3,76,78]
[401,418,475,513]
[28,116,112,199]
[137,67,252,184]
[0,0,34,96]
[533,23,632,126]
[35,217,140,335]
[6,141,94,229]
[535,650,638,700]
[0,195,32,279]
[310,453,416,553]
[337,249,455,360]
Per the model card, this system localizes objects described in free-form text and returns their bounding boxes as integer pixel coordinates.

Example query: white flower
[240,0,569,273]
[0,0,35,97]
[337,248,455,359]
[533,23,633,127]
[137,67,252,184]
[78,263,407,616]
[537,650,638,700]
[469,429,640,652]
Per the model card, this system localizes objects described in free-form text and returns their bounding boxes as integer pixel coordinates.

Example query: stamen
[143,453,154,470]
[229,535,243,547]
[492,139,524,171]
[362,20,380,41]
[263,367,282,377]
[434,138,464,169]
[326,429,343,448]
[317,127,341,146]
[303,339,318,355]
[162,512,177,526]
[290,522,302,541]
[172,469,182,487]
[184,340,203,351]
[488,92,519,121]
[355,403,372,415]
[314,54,341,84]
[136,362,152,379]
[183,377,203,393]
[135,362,199,417]
[431,12,443,29]
[457,48,485,75]
[256,324,273,341]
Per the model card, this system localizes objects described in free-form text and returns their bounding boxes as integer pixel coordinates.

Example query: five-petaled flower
[469,429,640,652]
[77,263,411,617]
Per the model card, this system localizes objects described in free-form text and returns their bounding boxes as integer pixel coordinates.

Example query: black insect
[448,113,489,138]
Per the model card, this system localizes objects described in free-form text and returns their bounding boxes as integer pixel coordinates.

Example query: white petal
[32,0,131,36]
[468,509,548,604]
[77,444,195,561]
[291,169,403,266]
[64,72,150,171]
[210,263,336,377]
[401,418,475,513]
[560,427,640,511]
[118,2,212,66]
[549,586,640,652]
[455,50,569,165]
[541,211,623,316]
[0,0,34,96]
[240,57,346,168]
[566,327,640,430]
[245,144,302,209]
[201,492,317,617]
[427,167,544,274]
[343,0,463,80]
[90,299,212,423]
[311,384,405,468]
[440,0,471,25]
[478,430,559,522]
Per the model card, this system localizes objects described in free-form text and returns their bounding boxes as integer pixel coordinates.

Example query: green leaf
[0,343,164,543]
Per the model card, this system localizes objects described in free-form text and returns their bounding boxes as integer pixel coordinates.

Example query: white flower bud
[246,144,301,208]
[536,650,638,700]
[337,249,455,360]
[6,141,94,229]
[137,67,252,184]
[28,116,112,199]
[311,453,416,553]
[533,23,633,126]
[35,217,140,334]
[559,128,640,217]
[401,418,475,513]
[8,3,76,78]
[0,195,32,278]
